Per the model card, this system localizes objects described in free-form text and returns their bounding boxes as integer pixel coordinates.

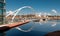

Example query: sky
[6,0,60,13]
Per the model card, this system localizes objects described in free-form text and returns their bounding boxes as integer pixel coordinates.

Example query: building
[0,0,6,24]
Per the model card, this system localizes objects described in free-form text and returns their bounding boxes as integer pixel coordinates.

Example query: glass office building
[0,0,6,36]
[0,0,6,24]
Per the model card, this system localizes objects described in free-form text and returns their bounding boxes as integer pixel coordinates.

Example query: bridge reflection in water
[5,19,60,36]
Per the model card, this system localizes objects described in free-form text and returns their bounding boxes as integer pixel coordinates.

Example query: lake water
[5,20,60,36]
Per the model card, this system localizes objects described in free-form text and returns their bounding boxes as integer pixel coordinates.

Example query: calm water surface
[6,20,60,36]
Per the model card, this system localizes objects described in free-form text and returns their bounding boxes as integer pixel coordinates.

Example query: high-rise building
[0,0,6,24]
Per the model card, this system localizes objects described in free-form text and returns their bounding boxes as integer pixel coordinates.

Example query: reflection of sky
[6,20,60,36]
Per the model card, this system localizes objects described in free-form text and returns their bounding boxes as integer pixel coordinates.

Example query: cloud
[52,9,57,13]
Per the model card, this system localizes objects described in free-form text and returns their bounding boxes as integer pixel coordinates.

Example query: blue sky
[6,0,60,13]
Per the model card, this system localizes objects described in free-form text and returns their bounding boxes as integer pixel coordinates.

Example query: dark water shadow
[6,28,47,36]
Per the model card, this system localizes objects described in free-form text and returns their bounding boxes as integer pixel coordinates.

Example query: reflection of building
[0,0,6,24]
